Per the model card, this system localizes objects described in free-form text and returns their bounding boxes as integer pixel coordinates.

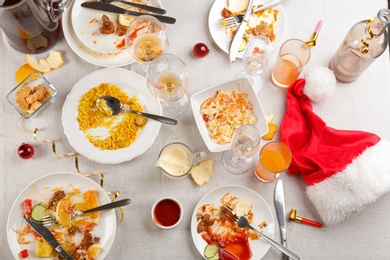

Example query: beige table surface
[1,0,390,259]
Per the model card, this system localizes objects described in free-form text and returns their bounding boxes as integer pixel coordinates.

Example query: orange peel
[26,54,51,73]
[15,64,38,84]
[25,50,64,73]
[262,122,278,140]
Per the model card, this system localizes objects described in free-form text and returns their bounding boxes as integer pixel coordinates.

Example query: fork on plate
[41,198,131,227]
[219,0,287,27]
[221,205,300,260]
[99,0,167,14]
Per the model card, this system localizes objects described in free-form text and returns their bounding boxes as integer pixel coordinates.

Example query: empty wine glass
[223,124,261,174]
[146,53,190,118]
[125,15,169,73]
[235,36,272,93]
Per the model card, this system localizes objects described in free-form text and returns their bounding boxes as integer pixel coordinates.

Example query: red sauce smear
[153,199,181,227]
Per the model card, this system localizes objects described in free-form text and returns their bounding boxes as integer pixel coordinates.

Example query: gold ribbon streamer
[360,17,376,54]
[18,117,124,222]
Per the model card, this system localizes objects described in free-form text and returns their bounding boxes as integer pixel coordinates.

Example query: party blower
[305,20,324,47]
[289,209,323,228]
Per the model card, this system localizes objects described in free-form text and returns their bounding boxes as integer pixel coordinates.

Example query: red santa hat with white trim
[280,67,390,226]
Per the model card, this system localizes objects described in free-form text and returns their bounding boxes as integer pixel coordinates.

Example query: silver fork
[219,0,287,27]
[222,205,300,260]
[99,0,167,14]
[41,198,131,227]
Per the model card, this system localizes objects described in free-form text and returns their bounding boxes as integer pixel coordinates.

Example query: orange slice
[88,246,102,258]
[26,54,51,73]
[15,64,38,84]
[55,199,72,228]
[83,190,99,219]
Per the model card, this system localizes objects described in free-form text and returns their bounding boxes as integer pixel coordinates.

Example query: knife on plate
[108,0,167,14]
[81,2,176,24]
[22,216,73,260]
[274,179,288,258]
[228,0,255,63]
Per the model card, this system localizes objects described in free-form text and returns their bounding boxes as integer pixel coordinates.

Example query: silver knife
[228,0,255,62]
[81,2,176,24]
[274,179,288,257]
[104,0,167,14]
[22,216,73,260]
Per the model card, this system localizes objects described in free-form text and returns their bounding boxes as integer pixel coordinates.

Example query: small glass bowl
[6,72,57,119]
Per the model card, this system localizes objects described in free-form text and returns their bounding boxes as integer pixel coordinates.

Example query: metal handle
[114,0,167,14]
[82,199,131,214]
[249,226,300,260]
[125,109,178,125]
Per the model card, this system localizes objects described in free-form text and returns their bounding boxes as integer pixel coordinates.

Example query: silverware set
[41,198,131,227]
[81,1,176,24]
[219,0,287,27]
[222,205,300,260]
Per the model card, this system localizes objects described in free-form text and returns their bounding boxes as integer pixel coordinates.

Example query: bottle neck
[367,9,390,37]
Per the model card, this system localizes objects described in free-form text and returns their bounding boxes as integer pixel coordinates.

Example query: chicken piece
[117,24,128,36]
[47,190,66,209]
[99,15,115,34]
[134,115,147,127]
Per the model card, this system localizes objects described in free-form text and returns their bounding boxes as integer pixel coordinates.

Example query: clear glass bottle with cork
[329,9,390,82]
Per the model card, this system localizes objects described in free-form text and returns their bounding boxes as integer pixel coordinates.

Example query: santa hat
[280,67,390,226]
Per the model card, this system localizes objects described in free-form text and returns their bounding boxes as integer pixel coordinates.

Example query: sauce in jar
[153,198,182,228]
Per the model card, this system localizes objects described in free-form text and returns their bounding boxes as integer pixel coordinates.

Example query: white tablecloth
[1,0,390,259]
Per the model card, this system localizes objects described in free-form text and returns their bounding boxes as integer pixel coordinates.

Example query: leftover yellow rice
[77,83,145,150]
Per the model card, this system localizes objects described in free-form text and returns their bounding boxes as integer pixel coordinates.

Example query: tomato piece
[23,199,32,218]
[19,249,29,259]
[202,114,209,122]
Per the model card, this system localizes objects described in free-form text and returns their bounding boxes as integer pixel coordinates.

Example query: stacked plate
[62,0,162,67]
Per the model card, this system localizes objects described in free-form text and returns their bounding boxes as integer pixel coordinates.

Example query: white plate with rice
[62,68,162,164]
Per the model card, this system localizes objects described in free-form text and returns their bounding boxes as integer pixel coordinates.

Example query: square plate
[190,78,268,153]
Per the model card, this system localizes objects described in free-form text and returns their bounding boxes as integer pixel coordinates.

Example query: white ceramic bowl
[190,78,268,153]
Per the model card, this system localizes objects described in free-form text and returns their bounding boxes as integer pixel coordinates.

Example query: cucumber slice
[204,243,219,259]
[209,253,220,260]
[31,203,49,222]
[238,38,247,52]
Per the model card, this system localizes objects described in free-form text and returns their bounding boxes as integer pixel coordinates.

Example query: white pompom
[302,67,336,103]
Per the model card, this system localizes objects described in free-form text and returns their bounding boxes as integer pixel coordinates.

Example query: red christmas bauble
[18,143,34,159]
[193,43,209,58]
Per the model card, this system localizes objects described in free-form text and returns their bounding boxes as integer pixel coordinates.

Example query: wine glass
[235,36,272,93]
[223,124,261,174]
[146,53,190,118]
[125,15,169,73]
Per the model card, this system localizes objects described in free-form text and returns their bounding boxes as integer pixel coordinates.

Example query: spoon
[96,96,178,125]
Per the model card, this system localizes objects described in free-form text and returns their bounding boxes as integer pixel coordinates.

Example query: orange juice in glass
[271,39,311,88]
[253,141,292,182]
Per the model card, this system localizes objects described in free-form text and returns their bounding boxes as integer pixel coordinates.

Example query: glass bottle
[329,9,390,82]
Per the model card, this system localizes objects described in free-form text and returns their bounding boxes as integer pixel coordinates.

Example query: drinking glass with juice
[253,141,292,182]
[271,39,311,88]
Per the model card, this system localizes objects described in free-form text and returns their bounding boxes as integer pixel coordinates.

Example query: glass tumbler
[271,39,311,88]
[253,141,292,182]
